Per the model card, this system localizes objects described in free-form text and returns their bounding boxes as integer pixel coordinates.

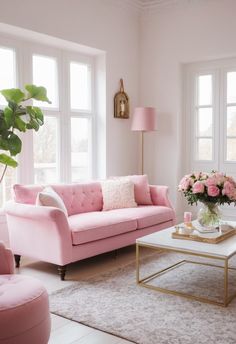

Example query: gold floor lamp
[131,107,157,175]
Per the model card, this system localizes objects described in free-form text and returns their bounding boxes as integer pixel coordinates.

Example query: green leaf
[26,106,44,126]
[0,153,18,167]
[14,116,27,132]
[0,88,25,104]
[32,107,44,124]
[0,115,7,134]
[0,137,10,151]
[3,107,13,128]
[25,85,51,103]
[7,133,22,156]
[26,119,40,131]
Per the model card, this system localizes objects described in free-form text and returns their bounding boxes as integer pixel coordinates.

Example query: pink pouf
[0,242,51,344]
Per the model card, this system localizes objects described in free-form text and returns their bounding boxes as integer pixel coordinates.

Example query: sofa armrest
[4,201,72,266]
[5,201,67,221]
[150,185,176,224]
[0,241,14,274]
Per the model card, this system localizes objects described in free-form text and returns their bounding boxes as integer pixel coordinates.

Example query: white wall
[140,0,236,218]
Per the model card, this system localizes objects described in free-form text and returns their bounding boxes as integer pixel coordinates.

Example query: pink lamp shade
[131,107,157,132]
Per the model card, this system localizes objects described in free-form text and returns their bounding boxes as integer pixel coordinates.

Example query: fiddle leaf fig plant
[0,85,51,183]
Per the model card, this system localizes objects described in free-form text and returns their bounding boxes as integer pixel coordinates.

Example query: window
[33,116,58,184]
[0,37,95,207]
[195,75,213,161]
[69,60,93,181]
[0,46,17,205]
[185,58,236,187]
[226,72,236,161]
[32,55,59,109]
[0,46,16,105]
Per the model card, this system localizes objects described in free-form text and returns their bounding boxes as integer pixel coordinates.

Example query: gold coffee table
[136,225,236,307]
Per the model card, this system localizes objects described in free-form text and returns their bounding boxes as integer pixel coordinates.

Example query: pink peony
[207,185,220,197]
[192,181,205,194]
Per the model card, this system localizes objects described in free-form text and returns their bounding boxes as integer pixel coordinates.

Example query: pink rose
[205,177,217,187]
[222,181,236,199]
[192,181,204,194]
[178,176,191,191]
[207,185,220,197]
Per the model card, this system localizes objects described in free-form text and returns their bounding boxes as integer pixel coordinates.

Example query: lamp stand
[141,131,144,175]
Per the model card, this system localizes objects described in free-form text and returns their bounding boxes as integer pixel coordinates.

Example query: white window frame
[184,58,236,217]
[0,35,96,207]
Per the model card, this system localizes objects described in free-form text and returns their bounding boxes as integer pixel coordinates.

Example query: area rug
[50,252,236,344]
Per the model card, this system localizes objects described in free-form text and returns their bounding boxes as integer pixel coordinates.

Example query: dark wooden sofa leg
[14,255,21,268]
[58,265,67,281]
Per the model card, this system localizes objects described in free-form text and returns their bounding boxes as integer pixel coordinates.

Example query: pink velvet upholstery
[69,211,137,245]
[0,242,14,274]
[13,182,103,216]
[5,181,176,279]
[105,206,175,229]
[0,242,51,344]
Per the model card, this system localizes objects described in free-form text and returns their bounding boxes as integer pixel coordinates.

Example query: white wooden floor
[17,246,138,344]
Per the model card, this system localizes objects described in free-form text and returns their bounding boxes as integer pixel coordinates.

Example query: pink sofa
[5,181,176,280]
[0,241,51,344]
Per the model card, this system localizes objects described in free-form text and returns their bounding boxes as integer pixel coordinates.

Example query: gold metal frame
[136,243,236,307]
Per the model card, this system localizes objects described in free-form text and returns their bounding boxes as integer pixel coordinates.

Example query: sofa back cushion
[13,182,103,216]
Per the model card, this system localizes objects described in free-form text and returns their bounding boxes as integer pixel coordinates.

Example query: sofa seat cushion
[108,206,175,229]
[69,212,137,245]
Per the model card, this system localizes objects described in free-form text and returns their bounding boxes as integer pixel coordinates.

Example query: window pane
[34,117,58,183]
[33,55,58,108]
[197,138,212,160]
[70,62,91,111]
[71,117,90,181]
[227,71,236,104]
[227,138,236,161]
[0,161,16,206]
[0,47,16,105]
[227,106,236,136]
[198,75,212,106]
[198,107,213,136]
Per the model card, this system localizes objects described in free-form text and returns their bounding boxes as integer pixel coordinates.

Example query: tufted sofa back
[13,182,103,216]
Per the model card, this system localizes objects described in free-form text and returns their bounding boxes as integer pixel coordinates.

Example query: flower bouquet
[178,171,236,228]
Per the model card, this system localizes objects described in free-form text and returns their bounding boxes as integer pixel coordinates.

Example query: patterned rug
[50,251,236,344]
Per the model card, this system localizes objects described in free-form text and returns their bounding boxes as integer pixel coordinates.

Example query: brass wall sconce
[114,79,129,119]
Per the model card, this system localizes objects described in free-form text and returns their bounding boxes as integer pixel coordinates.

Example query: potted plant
[0,85,50,184]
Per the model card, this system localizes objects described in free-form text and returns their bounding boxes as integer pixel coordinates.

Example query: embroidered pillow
[36,186,68,216]
[101,179,137,211]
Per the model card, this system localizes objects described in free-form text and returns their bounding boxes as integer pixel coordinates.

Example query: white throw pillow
[36,186,68,216]
[101,179,137,211]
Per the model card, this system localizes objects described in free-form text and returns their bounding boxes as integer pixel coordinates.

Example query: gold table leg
[136,243,236,307]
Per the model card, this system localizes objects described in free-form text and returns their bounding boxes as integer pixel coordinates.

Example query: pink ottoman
[0,241,51,344]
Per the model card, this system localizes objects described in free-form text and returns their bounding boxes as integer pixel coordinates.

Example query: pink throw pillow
[129,175,153,205]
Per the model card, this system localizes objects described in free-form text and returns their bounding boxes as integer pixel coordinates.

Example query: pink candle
[184,211,192,223]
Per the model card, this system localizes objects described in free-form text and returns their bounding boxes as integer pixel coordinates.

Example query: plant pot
[197,202,221,229]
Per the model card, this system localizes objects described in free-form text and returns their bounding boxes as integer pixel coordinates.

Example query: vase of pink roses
[178,171,236,228]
